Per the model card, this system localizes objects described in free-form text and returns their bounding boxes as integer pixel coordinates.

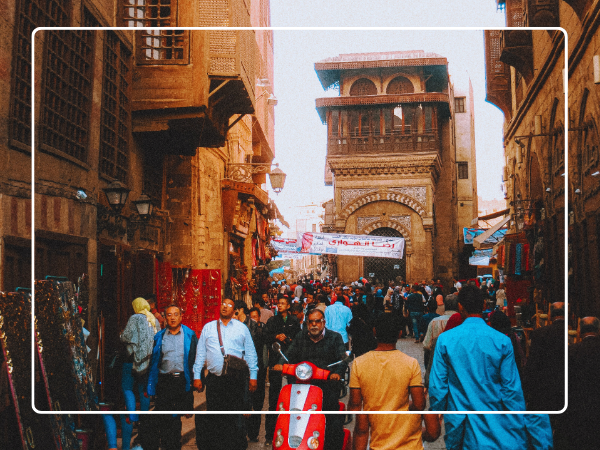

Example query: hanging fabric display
[1,291,80,450]
[251,237,258,267]
[524,243,530,271]
[515,243,522,275]
[156,268,222,337]
[35,280,98,412]
[155,260,173,311]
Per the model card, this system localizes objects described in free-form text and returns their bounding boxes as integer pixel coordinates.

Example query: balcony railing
[327,131,440,156]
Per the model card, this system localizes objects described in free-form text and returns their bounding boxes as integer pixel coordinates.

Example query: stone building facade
[485,0,600,316]
[315,51,477,286]
[0,0,278,375]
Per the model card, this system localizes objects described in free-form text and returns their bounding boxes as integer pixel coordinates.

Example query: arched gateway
[363,227,406,284]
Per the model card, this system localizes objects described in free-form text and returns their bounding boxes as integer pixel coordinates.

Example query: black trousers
[265,368,283,441]
[321,383,345,450]
[195,372,248,450]
[245,366,267,440]
[141,373,194,450]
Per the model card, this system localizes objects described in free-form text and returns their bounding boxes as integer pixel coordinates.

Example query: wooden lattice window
[136,30,189,64]
[100,32,132,182]
[122,0,189,64]
[9,0,71,149]
[386,76,414,95]
[458,162,469,179]
[349,78,377,96]
[39,29,95,162]
[455,97,466,113]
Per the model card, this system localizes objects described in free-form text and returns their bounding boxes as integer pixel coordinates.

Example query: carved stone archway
[341,189,427,220]
[357,219,413,256]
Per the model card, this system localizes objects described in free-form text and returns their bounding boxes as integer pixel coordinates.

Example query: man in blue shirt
[429,285,553,450]
[144,304,198,450]
[193,298,258,450]
[325,298,353,349]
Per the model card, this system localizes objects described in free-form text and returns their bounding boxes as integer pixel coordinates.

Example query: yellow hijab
[132,297,158,334]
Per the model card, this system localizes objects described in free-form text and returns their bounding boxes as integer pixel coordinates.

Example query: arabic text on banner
[297,232,404,259]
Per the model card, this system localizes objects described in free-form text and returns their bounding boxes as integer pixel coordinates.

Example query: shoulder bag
[217,320,249,379]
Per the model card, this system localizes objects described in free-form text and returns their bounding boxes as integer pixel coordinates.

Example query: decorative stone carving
[389,187,426,205]
[341,190,427,219]
[356,216,380,231]
[341,189,373,208]
[390,215,412,231]
[342,186,426,209]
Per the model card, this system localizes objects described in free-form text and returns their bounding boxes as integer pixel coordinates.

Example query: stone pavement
[125,338,446,449]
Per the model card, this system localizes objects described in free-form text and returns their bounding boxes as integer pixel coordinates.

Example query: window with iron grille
[122,0,189,64]
[99,32,132,182]
[39,29,95,162]
[9,0,71,148]
[458,162,469,179]
[455,97,466,113]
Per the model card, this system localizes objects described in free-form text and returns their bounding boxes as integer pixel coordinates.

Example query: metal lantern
[269,166,286,194]
[102,180,130,213]
[132,193,154,219]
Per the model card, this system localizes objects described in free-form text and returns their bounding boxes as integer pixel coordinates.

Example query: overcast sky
[266,2,508,226]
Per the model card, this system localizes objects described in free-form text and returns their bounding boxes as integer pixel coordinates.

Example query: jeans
[409,312,423,338]
[122,363,151,421]
[103,414,131,450]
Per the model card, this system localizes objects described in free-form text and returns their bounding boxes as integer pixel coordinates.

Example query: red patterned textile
[156,260,173,311]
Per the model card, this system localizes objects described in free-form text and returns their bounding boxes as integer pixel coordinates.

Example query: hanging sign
[298,232,405,259]
[271,237,319,255]
[271,237,301,253]
[463,227,507,245]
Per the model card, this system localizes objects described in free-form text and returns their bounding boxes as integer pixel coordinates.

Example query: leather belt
[160,372,184,378]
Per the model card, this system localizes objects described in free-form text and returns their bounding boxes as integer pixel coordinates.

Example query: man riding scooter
[273,308,348,450]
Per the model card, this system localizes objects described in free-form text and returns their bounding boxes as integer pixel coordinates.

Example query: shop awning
[473,215,510,249]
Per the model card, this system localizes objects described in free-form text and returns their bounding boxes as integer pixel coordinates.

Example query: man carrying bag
[193,298,258,450]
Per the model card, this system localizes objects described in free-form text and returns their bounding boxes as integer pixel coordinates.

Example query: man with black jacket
[263,296,301,445]
[273,308,348,450]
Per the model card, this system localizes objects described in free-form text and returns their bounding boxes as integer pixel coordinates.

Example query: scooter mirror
[272,342,289,363]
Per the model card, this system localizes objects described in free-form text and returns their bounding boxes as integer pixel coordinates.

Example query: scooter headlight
[274,429,284,448]
[295,363,313,381]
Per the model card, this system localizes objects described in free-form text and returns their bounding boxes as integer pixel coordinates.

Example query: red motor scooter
[271,343,351,450]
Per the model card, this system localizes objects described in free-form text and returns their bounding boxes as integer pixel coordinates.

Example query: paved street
[124,338,446,449]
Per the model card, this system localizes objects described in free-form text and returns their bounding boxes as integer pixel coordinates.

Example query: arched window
[349,78,377,96]
[386,76,414,95]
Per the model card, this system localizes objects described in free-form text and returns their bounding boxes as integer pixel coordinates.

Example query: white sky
[266,2,508,227]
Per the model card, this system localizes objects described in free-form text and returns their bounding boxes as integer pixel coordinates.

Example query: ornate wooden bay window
[122,0,189,64]
[325,103,440,156]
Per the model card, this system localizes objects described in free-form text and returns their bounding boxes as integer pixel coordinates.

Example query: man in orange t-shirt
[349,313,440,450]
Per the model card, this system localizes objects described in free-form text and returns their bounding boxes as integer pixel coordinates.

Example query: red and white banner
[297,232,404,259]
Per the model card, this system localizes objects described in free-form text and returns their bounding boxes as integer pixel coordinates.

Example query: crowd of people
[102,275,600,450]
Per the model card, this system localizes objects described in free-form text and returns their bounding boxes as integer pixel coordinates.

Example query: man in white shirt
[193,298,258,450]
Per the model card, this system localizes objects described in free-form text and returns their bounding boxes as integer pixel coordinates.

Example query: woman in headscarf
[119,297,160,448]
